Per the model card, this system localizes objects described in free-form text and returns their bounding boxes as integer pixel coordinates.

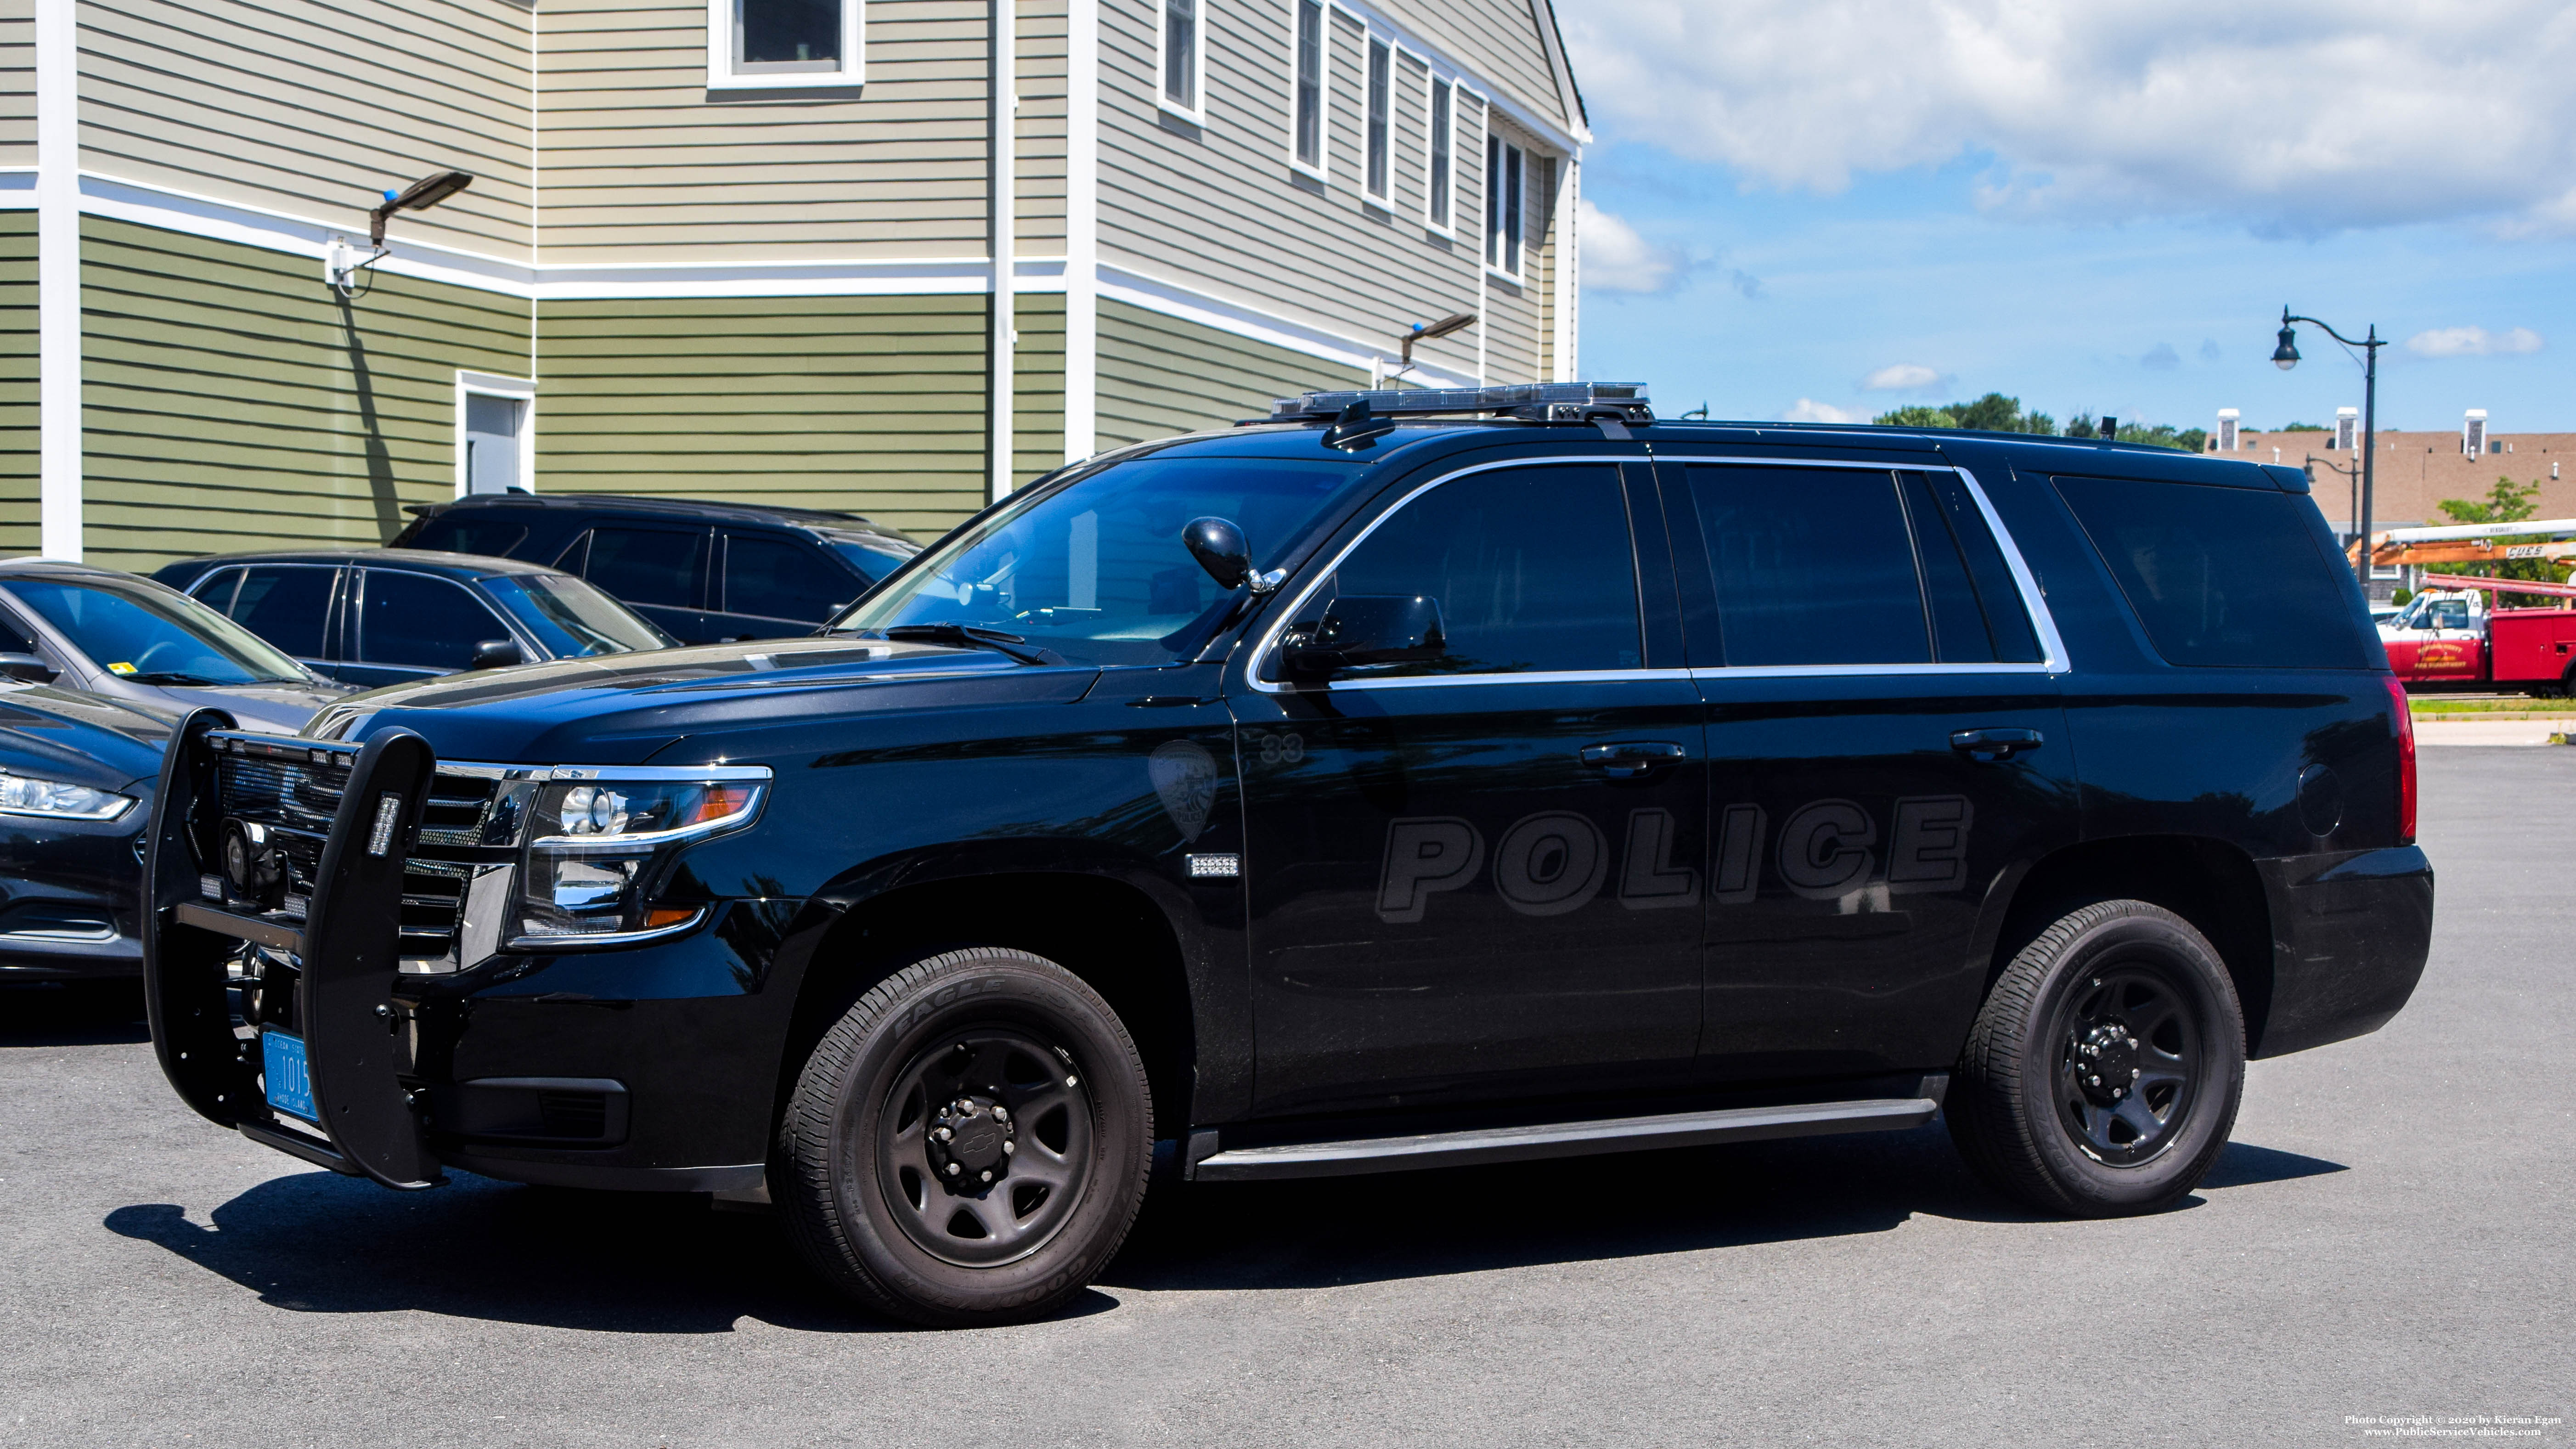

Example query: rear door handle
[1580,741,1688,777]
[1950,727,2043,762]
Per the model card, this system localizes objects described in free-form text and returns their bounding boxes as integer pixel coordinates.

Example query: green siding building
[0,0,1588,569]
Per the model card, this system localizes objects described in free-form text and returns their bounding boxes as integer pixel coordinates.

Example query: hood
[162,678,351,733]
[0,682,175,793]
[302,637,1103,765]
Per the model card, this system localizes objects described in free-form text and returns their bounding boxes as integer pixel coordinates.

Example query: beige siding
[0,0,31,164]
[1097,0,1552,387]
[78,0,534,259]
[1390,0,1566,133]
[80,216,535,569]
[1096,295,1360,448]
[537,0,1066,264]
[534,292,1013,536]
[0,212,31,554]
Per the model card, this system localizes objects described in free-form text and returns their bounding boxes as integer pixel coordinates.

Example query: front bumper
[2252,845,2435,1058]
[0,803,149,981]
[142,713,795,1192]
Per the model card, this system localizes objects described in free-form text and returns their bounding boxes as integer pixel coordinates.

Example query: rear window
[2054,474,2367,670]
[406,514,530,558]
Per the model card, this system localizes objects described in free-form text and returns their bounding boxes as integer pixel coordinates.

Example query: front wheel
[1948,900,2245,1217]
[776,947,1152,1325]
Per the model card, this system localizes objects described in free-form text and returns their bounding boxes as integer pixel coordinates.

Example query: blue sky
[1557,0,2576,434]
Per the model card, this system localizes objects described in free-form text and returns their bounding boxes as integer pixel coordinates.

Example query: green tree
[2277,422,2328,432]
[2061,413,2206,453]
[1872,405,1958,428]
[2435,477,2563,603]
[1872,393,2056,435]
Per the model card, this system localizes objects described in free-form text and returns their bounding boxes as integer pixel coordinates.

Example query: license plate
[262,1031,319,1125]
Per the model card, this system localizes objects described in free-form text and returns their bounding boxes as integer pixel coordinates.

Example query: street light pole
[2305,452,2361,553]
[2273,307,2384,592]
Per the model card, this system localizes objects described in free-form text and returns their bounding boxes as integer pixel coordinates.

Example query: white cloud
[2406,325,2545,358]
[1779,398,1869,423]
[1557,0,2576,236]
[1577,200,1680,293]
[2141,342,2180,372]
[1860,363,1946,392]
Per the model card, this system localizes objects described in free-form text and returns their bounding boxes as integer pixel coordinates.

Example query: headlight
[0,772,134,821]
[512,776,767,947]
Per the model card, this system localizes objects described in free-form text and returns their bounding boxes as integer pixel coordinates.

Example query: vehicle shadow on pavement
[0,983,150,1048]
[98,1169,991,1335]
[1105,1127,2348,1293]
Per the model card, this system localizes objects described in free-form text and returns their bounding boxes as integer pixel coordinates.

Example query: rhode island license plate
[262,1031,319,1124]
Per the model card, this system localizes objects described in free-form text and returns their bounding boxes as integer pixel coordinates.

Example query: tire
[1948,900,2246,1217]
[776,946,1152,1326]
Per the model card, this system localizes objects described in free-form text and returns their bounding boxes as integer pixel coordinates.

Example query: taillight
[2384,673,2416,845]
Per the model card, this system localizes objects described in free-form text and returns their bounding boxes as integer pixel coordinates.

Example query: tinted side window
[0,604,38,656]
[583,528,705,609]
[225,566,336,659]
[1899,472,2043,664]
[1685,466,1929,666]
[723,533,853,622]
[407,515,531,558]
[2055,474,2368,670]
[1305,464,1642,677]
[356,571,504,671]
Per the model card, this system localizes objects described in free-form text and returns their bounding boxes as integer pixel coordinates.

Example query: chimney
[2216,408,2239,452]
[2334,406,2357,451]
[2464,409,2487,457]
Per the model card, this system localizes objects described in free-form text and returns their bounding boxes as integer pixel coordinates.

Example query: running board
[1189,1077,1946,1183]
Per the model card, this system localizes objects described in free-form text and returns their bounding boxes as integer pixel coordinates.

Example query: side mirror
[1281,595,1446,676]
[0,653,57,684]
[1183,517,1252,591]
[468,639,523,671]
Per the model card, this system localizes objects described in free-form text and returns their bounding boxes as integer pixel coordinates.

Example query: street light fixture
[2273,305,2384,591]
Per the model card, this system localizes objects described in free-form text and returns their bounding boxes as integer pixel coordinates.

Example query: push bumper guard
[142,709,445,1190]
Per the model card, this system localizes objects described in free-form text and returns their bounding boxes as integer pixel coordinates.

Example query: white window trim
[1484,131,1526,281]
[1359,30,1395,210]
[706,0,865,91]
[1157,0,1209,124]
[454,370,537,499]
[1421,70,1455,235]
[1285,0,1330,180]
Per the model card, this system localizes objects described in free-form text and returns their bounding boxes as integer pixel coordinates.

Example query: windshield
[824,535,921,586]
[483,573,675,658]
[832,453,1364,666]
[6,578,309,686]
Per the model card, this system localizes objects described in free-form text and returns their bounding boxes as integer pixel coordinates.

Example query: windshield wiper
[123,671,236,687]
[867,623,1067,667]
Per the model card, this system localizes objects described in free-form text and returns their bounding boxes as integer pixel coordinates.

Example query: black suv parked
[152,550,675,689]
[388,494,921,644]
[142,384,2431,1328]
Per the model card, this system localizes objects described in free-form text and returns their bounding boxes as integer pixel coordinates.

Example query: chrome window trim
[1243,452,2072,693]
[1243,454,1652,696]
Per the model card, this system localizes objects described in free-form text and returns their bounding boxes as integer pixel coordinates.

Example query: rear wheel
[1949,900,2245,1216]
[776,947,1151,1326]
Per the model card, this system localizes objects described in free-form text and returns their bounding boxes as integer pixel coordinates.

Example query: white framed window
[1363,35,1392,205]
[707,0,862,89]
[455,371,536,497]
[1424,75,1454,231]
[1289,0,1326,175]
[1159,0,1206,119]
[1486,132,1523,276]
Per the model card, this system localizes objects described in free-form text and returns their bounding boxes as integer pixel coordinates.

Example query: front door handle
[1580,740,1688,777]
[1951,727,2043,762]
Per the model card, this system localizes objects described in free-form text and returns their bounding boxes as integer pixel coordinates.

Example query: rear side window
[407,514,530,558]
[224,565,338,659]
[723,533,852,622]
[1678,465,2040,667]
[2055,474,2367,670]
[582,528,705,609]
[356,571,507,671]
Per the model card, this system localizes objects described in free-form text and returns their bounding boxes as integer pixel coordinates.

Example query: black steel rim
[874,1026,1094,1268]
[2052,962,2202,1167]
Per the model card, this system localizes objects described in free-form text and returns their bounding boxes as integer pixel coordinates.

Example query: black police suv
[151,550,677,689]
[387,494,921,644]
[0,684,172,992]
[140,383,2432,1327]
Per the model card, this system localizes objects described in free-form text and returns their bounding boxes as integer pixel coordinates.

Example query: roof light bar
[1263,381,1653,425]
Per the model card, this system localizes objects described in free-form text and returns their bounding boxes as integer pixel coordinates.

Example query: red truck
[2379,574,2576,694]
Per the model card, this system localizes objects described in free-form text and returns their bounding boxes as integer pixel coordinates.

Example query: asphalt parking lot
[3,749,2568,1448]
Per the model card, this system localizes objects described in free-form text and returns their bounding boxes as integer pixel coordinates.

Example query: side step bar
[1189,1077,1946,1183]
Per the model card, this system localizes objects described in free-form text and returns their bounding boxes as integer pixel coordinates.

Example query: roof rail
[1257,381,1653,426]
